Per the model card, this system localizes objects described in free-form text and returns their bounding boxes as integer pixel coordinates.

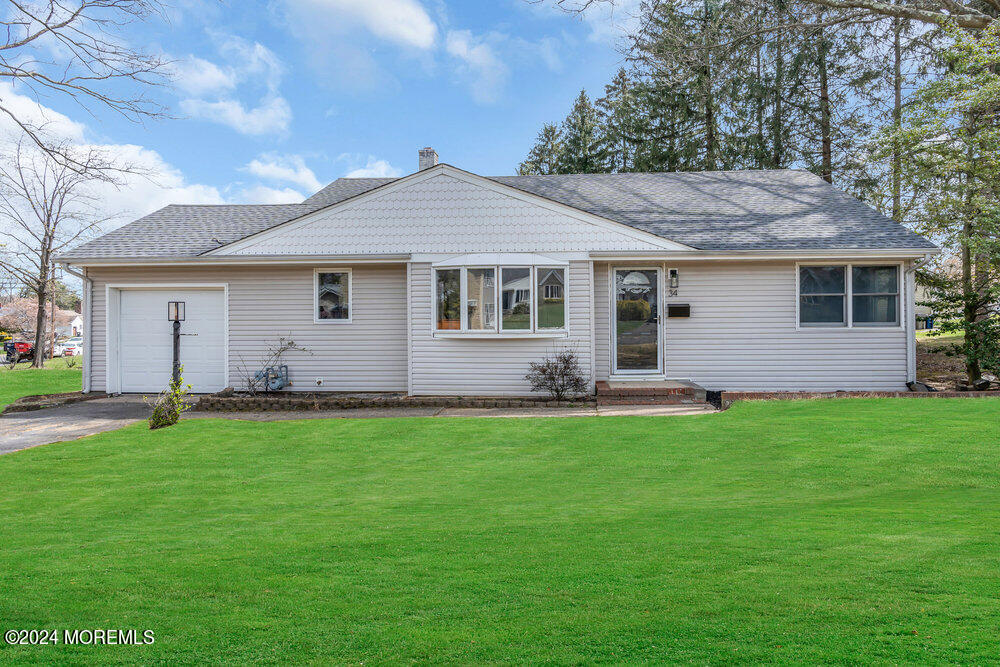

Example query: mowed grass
[0,359,82,408]
[1,399,1000,663]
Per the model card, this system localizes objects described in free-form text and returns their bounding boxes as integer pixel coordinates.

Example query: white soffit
[432,253,569,267]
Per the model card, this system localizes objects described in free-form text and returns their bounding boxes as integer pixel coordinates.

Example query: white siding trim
[406,262,413,396]
[905,260,917,382]
[588,260,596,390]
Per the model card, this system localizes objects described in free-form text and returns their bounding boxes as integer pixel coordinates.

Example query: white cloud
[0,82,86,143]
[170,56,236,96]
[234,184,304,204]
[177,36,291,136]
[180,95,291,136]
[242,153,322,192]
[445,30,508,105]
[286,0,437,50]
[339,155,403,178]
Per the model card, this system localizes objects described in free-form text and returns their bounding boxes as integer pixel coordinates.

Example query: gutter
[60,263,92,393]
[589,248,941,261]
[54,253,413,267]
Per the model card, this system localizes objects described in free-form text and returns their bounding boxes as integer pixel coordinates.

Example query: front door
[613,268,661,375]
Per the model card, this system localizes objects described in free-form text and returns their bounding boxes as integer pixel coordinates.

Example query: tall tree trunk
[773,34,784,166]
[756,45,765,168]
[962,223,982,383]
[702,0,718,170]
[818,27,833,183]
[891,17,903,221]
[31,265,47,369]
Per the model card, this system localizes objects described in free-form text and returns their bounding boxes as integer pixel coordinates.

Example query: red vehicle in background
[3,341,35,365]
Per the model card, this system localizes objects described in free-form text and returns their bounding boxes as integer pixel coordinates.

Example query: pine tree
[559,90,608,173]
[597,68,642,172]
[887,24,1000,385]
[517,123,565,175]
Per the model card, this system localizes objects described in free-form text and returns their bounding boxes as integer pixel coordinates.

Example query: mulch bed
[2,392,109,415]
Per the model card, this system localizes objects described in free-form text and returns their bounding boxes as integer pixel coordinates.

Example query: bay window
[435,269,461,330]
[798,264,901,328]
[434,265,567,334]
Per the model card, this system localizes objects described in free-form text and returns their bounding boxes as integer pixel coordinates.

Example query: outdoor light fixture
[668,269,679,289]
[167,301,185,322]
[167,301,185,385]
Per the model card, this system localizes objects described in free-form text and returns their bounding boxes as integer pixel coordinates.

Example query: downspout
[904,253,935,384]
[60,263,92,393]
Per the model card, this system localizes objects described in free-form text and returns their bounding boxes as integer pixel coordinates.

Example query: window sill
[796,325,904,331]
[433,331,569,339]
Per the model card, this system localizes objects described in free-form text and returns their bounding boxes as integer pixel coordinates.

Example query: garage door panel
[118,289,226,393]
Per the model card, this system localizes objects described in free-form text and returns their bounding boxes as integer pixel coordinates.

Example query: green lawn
[0,358,82,409]
[1,399,999,662]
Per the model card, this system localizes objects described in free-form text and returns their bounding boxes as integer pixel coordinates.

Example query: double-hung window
[798,264,900,328]
[434,265,567,334]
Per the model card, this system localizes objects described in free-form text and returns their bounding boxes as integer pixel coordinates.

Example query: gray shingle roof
[60,168,935,260]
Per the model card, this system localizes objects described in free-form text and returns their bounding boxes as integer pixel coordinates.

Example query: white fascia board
[432,252,569,267]
[589,248,940,261]
[57,254,411,268]
[206,164,695,256]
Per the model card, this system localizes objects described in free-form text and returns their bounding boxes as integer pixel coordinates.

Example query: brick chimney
[418,147,438,171]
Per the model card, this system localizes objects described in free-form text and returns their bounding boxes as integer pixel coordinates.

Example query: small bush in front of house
[511,302,530,315]
[525,350,588,401]
[617,299,651,322]
[148,367,192,430]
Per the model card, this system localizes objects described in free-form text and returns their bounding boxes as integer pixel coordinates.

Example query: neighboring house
[57,148,938,395]
[0,297,82,339]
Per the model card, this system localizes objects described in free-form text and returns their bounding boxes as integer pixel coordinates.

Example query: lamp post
[167,301,185,385]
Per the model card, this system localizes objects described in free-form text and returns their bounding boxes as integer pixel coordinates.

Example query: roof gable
[210,165,691,256]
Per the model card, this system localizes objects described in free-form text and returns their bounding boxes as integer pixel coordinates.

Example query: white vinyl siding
[410,261,594,396]
[594,261,909,391]
[87,264,407,393]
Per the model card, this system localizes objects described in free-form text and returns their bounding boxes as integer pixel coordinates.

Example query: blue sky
[6,0,639,221]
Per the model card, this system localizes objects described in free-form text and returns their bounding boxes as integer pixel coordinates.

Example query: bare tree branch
[0,0,172,172]
[0,135,121,365]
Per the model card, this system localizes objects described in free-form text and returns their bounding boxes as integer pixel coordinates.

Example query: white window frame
[536,266,568,331]
[314,268,352,324]
[795,262,904,330]
[432,265,568,338]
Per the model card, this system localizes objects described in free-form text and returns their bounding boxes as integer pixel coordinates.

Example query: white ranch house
[58,148,938,396]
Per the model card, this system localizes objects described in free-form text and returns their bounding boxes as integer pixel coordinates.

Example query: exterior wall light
[167,301,185,322]
[668,269,679,289]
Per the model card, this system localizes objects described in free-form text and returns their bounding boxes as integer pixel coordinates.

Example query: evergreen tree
[559,90,608,173]
[517,123,565,175]
[887,24,1000,385]
[597,68,642,172]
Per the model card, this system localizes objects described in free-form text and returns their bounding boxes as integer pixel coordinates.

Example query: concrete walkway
[0,396,716,454]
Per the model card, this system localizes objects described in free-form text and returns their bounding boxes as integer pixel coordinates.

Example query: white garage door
[119,288,226,393]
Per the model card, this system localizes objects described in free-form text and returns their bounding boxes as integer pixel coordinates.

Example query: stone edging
[720,390,1000,410]
[2,392,109,415]
[196,394,596,412]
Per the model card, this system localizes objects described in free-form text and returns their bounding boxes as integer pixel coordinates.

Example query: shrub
[148,367,192,430]
[617,299,651,322]
[511,302,530,315]
[525,350,588,400]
